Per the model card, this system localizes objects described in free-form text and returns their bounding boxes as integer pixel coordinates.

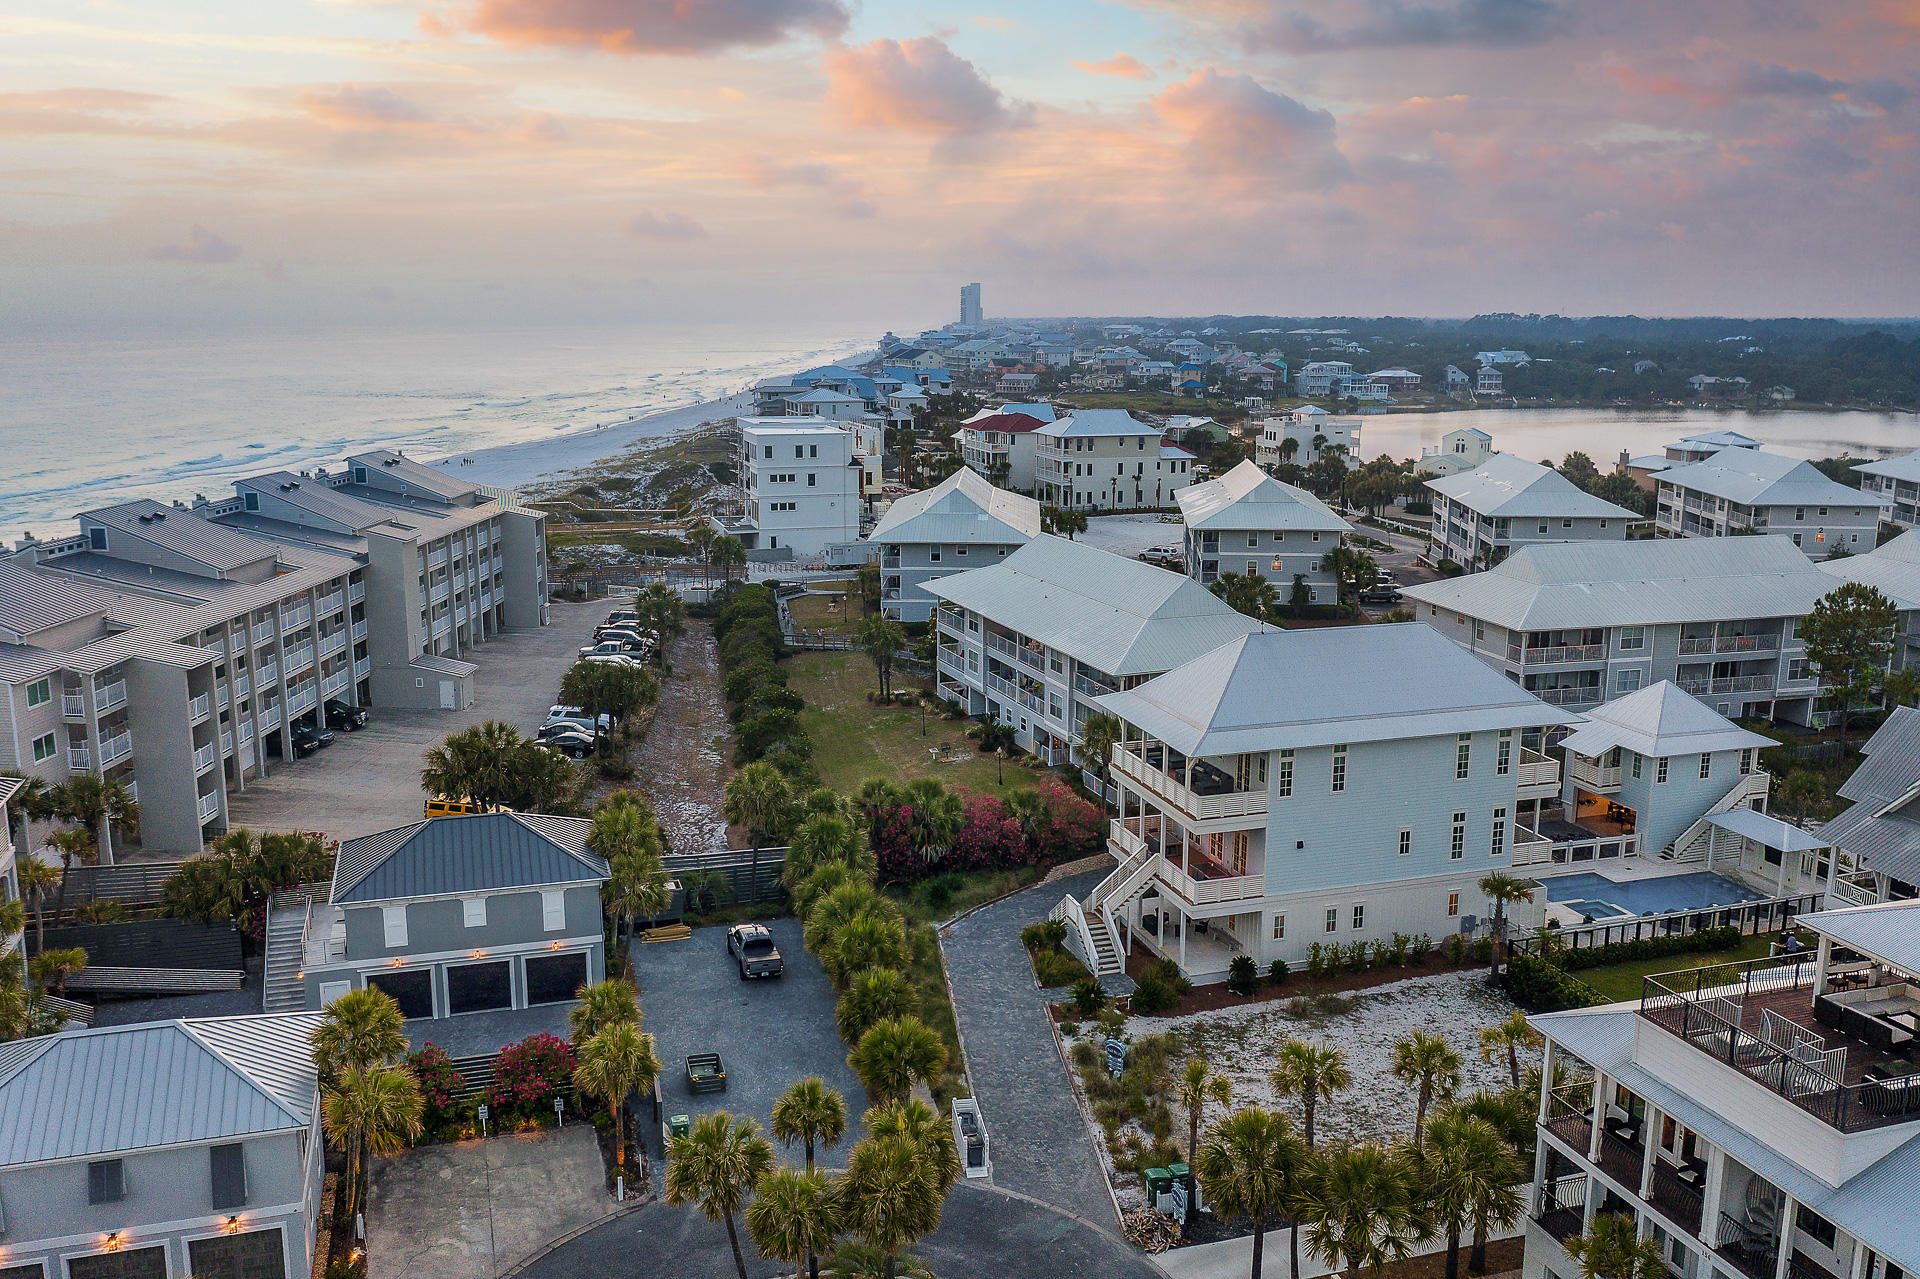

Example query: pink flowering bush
[868,802,921,883]
[1035,777,1104,859]
[949,793,1027,871]
[487,1033,575,1120]
[408,1044,464,1129]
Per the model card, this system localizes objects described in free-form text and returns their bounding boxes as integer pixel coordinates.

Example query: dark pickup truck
[686,1053,727,1094]
[727,923,784,979]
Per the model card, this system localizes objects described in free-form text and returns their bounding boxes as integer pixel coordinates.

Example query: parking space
[629,918,865,1159]
[221,601,605,842]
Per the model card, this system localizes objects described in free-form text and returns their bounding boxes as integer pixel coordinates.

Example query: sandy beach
[421,390,755,492]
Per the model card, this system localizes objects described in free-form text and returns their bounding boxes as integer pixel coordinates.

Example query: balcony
[936,648,970,680]
[1595,1126,1645,1188]
[317,591,344,616]
[1516,748,1560,792]
[1073,671,1117,700]
[220,729,233,756]
[285,643,315,675]
[348,580,366,603]
[1113,744,1269,821]
[96,680,128,713]
[253,621,276,647]
[1534,1174,1588,1245]
[1677,674,1774,696]
[216,685,229,710]
[937,607,966,635]
[428,545,450,568]
[1567,755,1623,792]
[1158,857,1264,905]
[189,693,212,724]
[1532,685,1603,707]
[280,604,311,631]
[354,656,371,678]
[62,692,85,719]
[320,630,348,658]
[257,659,279,687]
[238,721,254,744]
[1679,633,1777,656]
[194,742,217,774]
[1715,1212,1779,1279]
[1520,643,1607,665]
[68,746,93,772]
[322,669,351,696]
[197,791,220,824]
[1647,1163,1703,1235]
[431,581,451,604]
[984,632,1020,662]
[1542,1088,1594,1155]
[235,674,251,699]
[260,704,281,730]
[985,672,1044,716]
[99,732,133,767]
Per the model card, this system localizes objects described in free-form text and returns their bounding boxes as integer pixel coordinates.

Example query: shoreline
[423,391,753,492]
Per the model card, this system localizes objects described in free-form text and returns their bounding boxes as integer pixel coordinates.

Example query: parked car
[1139,545,1183,567]
[549,703,588,720]
[594,623,647,642]
[579,640,642,659]
[543,710,610,733]
[324,698,368,731]
[605,610,639,626]
[580,653,644,669]
[727,923,784,980]
[291,723,335,757]
[537,730,597,760]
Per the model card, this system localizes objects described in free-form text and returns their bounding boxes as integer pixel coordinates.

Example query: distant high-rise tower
[960,282,983,326]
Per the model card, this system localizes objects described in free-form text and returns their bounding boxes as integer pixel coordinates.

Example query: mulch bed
[1117,945,1493,1019]
[592,1106,652,1202]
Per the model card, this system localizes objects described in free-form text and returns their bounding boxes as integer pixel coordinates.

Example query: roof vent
[153,511,165,521]
[138,514,153,523]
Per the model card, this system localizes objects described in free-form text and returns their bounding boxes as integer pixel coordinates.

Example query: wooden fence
[665,846,788,903]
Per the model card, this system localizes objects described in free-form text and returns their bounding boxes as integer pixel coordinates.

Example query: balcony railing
[193,743,217,774]
[280,605,311,631]
[197,791,220,823]
[97,680,128,713]
[322,669,351,696]
[1157,857,1264,906]
[1595,1127,1644,1187]
[1532,686,1603,707]
[1543,1088,1594,1154]
[985,632,1020,662]
[1679,634,1776,655]
[235,674,251,699]
[260,704,281,730]
[256,659,279,687]
[253,621,276,647]
[189,693,212,723]
[220,730,233,756]
[99,732,133,767]
[285,643,315,674]
[1677,674,1774,696]
[1073,672,1117,700]
[1516,748,1560,790]
[1647,1164,1703,1235]
[1113,746,1268,821]
[317,591,344,616]
[1521,643,1607,664]
[1534,1174,1588,1245]
[354,656,371,678]
[68,746,92,772]
[62,692,85,719]
[1567,755,1623,791]
[937,607,966,635]
[1716,1212,1779,1279]
[348,580,366,603]
[985,672,1044,715]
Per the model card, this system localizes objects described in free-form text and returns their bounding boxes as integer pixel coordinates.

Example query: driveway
[404,1003,573,1057]
[940,871,1119,1231]
[221,600,605,842]
[366,1124,611,1279]
[629,918,865,1162]
[513,1180,1162,1279]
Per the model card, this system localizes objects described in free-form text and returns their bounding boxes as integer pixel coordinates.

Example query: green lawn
[1571,934,1788,1003]
[788,651,1041,800]
[785,584,859,637]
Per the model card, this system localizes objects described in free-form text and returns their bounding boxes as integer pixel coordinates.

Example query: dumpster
[668,1114,691,1140]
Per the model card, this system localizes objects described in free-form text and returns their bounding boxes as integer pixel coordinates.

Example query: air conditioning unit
[1458,914,1479,935]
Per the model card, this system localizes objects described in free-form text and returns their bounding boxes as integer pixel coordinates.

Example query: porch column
[1700,1149,1726,1247]
[1772,1194,1797,1279]
[1847,1238,1869,1279]
[1178,905,1187,972]
[1777,844,1790,897]
[1638,1106,1659,1199]
[1537,1041,1557,1123]
[1814,937,1832,996]
[1588,1072,1606,1164]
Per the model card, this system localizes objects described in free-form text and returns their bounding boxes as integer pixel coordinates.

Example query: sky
[4,0,1918,334]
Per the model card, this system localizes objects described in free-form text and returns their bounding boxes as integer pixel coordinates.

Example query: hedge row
[1505,953,1608,1013]
[1552,925,1744,971]
[713,583,819,789]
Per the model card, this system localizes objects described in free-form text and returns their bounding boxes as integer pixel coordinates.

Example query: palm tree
[1270,1040,1351,1149]
[48,825,97,912]
[1565,1214,1668,1279]
[1478,873,1535,979]
[1477,1011,1541,1091]
[724,762,794,906]
[420,719,523,808]
[747,1167,840,1279]
[1193,1107,1306,1279]
[0,772,52,862]
[322,1064,424,1218]
[783,812,874,893]
[56,774,138,864]
[15,857,58,949]
[311,986,408,1076]
[838,1131,947,1279]
[1279,436,1300,465]
[573,1022,661,1176]
[29,947,87,996]
[665,1111,776,1279]
[837,967,914,1044]
[771,1077,848,1174]
[1428,1112,1524,1275]
[1078,712,1125,791]
[604,851,672,946]
[848,1016,946,1103]
[1778,769,1823,827]
[1391,1031,1464,1150]
[1181,1056,1234,1161]
[825,912,909,988]
[1294,1143,1427,1279]
[568,978,641,1045]
[864,1097,963,1198]
[900,778,961,866]
[710,534,748,583]
[633,582,685,665]
[856,615,908,699]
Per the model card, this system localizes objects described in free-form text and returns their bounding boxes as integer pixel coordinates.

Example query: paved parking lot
[629,918,865,1163]
[222,601,604,842]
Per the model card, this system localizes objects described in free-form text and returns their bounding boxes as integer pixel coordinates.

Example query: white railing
[322,669,350,696]
[1073,672,1117,700]
[351,619,368,642]
[1678,634,1775,655]
[319,631,347,658]
[257,659,279,687]
[288,685,317,717]
[936,648,968,678]
[937,607,966,634]
[286,643,315,674]
[1511,829,1555,867]
[317,591,344,615]
[429,545,449,568]
[253,621,276,647]
[1516,749,1560,790]
[1566,755,1622,791]
[96,680,128,713]
[1533,686,1602,707]
[68,746,92,772]
[98,732,132,766]
[1521,643,1606,665]
[1046,894,1103,977]
[193,743,217,773]
[189,693,212,723]
[431,616,453,638]
[1093,827,1161,910]
[62,692,85,718]
[1112,747,1267,820]
[354,657,371,677]
[348,580,366,603]
[239,721,254,743]
[1663,771,1773,861]
[1677,674,1773,696]
[1157,858,1264,906]
[985,632,1020,662]
[984,673,1043,715]
[197,791,220,823]
[235,674,251,699]
[280,604,311,630]
[220,730,233,756]
[260,704,281,729]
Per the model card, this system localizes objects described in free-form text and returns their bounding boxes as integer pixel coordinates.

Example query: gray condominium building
[1655,448,1887,557]
[0,452,548,855]
[1425,453,1639,570]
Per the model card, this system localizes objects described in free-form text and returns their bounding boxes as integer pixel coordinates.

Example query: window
[1456,734,1472,780]
[1448,892,1460,916]
[26,678,50,707]
[1632,753,1643,780]
[1398,828,1412,857]
[806,473,817,487]
[1699,753,1712,780]
[88,526,108,551]
[462,897,487,928]
[1739,748,1754,775]
[762,445,772,458]
[30,732,55,763]
[1614,668,1643,694]
[1325,907,1339,933]
[809,445,818,459]
[1794,508,1806,522]
[1277,749,1293,798]
[1352,903,1366,930]
[1247,533,1259,548]
[542,888,567,931]
[1656,756,1669,784]
[1491,806,1507,858]
[928,547,940,563]
[89,1158,126,1204]
[1450,812,1467,861]
[1496,731,1512,776]
[243,491,260,511]
[1562,518,1573,529]
[1795,1206,1837,1251]
[1617,626,1645,651]
[1331,744,1347,793]
[1272,914,1286,940]
[1537,521,1549,534]
[381,905,408,947]
[794,445,804,458]
[210,1142,248,1210]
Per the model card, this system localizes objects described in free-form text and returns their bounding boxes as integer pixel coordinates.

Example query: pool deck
[1536,861,1765,928]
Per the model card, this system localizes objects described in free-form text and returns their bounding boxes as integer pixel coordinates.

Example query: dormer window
[89,527,108,551]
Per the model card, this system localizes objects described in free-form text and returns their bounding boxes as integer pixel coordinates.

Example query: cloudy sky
[5,0,1917,332]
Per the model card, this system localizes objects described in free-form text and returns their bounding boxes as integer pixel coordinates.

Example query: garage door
[69,1247,168,1279]
[368,969,434,1019]
[446,960,513,1014]
[189,1227,287,1279]
[524,952,588,1007]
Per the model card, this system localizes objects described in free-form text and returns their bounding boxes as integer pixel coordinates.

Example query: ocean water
[0,320,878,541]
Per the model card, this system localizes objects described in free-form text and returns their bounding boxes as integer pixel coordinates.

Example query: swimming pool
[1541,871,1763,921]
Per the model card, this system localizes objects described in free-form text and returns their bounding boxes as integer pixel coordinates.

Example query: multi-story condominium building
[866,470,1039,623]
[0,1012,326,1279]
[0,776,22,974]
[1425,454,1640,569]
[285,812,608,1029]
[1402,536,1864,724]
[960,281,983,327]
[1293,361,1356,397]
[1177,460,1351,603]
[1853,448,1920,530]
[1522,900,1920,1279]
[952,410,1051,492]
[1053,623,1571,981]
[711,420,863,557]
[1255,406,1362,469]
[928,536,1266,767]
[1669,430,1763,464]
[1033,411,1198,512]
[1369,367,1423,391]
[1816,530,1920,670]
[1418,427,1495,477]
[1813,708,1920,908]
[1655,450,1886,558]
[1477,349,1531,365]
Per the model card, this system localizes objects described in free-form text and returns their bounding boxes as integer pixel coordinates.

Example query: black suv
[324,699,368,731]
[291,723,335,758]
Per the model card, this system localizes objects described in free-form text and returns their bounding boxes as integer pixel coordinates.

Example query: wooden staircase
[263,883,328,1014]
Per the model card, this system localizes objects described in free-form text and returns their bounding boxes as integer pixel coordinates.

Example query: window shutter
[542,890,566,932]
[463,897,487,928]
[382,905,408,948]
[211,1143,248,1210]
[89,1158,126,1204]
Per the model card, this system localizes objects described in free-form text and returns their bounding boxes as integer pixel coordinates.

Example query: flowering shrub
[949,794,1027,871]
[409,1044,465,1129]
[1036,778,1104,859]
[487,1033,575,1119]
[868,801,921,882]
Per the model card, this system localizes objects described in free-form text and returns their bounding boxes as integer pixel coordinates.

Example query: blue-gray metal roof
[77,500,282,573]
[0,1013,321,1166]
[1425,453,1641,520]
[1818,707,1920,883]
[1657,449,1887,510]
[333,813,606,903]
[347,449,478,503]
[1176,460,1352,533]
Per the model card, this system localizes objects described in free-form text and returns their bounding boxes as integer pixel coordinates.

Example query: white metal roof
[1036,409,1159,439]
[77,500,283,573]
[1817,529,1920,607]
[1092,623,1573,756]
[1425,453,1641,520]
[1176,460,1352,533]
[1656,449,1888,510]
[1557,681,1774,759]
[927,535,1268,676]
[1854,448,1920,484]
[1400,535,1841,631]
[1703,807,1830,853]
[866,469,1041,546]
[1797,899,1920,974]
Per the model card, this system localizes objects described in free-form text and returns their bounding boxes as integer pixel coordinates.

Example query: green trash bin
[669,1114,691,1140]
[1145,1167,1172,1199]
[1167,1161,1190,1189]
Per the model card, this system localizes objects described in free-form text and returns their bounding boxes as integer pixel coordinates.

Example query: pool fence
[1512,889,1824,956]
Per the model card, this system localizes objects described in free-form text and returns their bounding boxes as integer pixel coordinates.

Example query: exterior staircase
[1659,771,1772,863]
[1049,837,1162,981]
[262,882,328,1013]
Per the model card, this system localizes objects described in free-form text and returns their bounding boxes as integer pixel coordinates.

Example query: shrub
[1344,940,1369,972]
[1553,925,1743,972]
[1142,958,1191,998]
[1445,934,1469,966]
[1471,937,1495,963]
[1021,919,1069,951]
[1305,942,1329,981]
[1130,972,1176,1015]
[1506,954,1607,1013]
[1069,1040,1100,1071]
[1267,958,1289,986]
[1226,954,1259,996]
[408,1044,465,1130]
[1411,933,1435,963]
[1070,978,1106,1018]
[487,1033,575,1119]
[1058,1020,1079,1038]
[1032,948,1090,988]
[597,756,636,782]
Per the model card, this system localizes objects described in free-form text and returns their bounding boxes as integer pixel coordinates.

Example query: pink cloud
[298,84,432,126]
[1076,53,1152,79]
[825,36,1031,135]
[425,0,849,56]
[1154,68,1347,185]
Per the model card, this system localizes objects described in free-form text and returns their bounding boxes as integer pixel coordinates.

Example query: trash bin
[668,1114,691,1140]
[1167,1161,1190,1190]
[1146,1167,1172,1198]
